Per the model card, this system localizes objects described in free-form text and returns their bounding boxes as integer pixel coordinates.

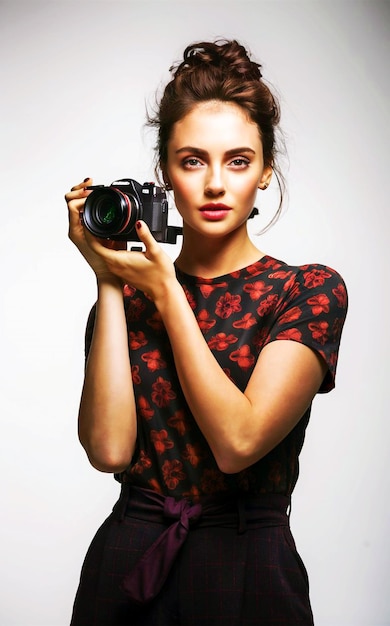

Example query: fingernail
[136,221,142,229]
[84,177,90,182]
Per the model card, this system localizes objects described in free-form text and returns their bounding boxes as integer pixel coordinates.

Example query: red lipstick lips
[200,203,231,211]
[199,203,232,220]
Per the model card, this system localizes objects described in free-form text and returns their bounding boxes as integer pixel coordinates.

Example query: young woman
[65,39,348,626]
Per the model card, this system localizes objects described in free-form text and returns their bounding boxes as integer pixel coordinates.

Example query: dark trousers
[70,486,314,625]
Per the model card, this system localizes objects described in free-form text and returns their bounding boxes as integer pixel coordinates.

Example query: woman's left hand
[85,221,177,301]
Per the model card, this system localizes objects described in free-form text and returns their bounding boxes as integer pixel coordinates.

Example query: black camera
[82,178,182,243]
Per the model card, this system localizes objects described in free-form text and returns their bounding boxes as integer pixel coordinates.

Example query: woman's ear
[258,165,273,190]
[161,166,172,191]
[163,177,172,191]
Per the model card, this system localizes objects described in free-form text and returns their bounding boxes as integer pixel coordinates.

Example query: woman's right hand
[65,178,125,279]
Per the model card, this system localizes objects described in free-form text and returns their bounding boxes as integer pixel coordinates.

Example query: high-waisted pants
[70,485,314,625]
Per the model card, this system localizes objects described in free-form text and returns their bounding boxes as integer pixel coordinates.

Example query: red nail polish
[136,221,141,229]
[84,177,90,182]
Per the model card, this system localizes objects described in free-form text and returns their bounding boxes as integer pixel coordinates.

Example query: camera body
[83,178,182,243]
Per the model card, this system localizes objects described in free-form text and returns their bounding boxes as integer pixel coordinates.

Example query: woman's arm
[87,222,327,474]
[65,179,137,472]
[155,280,326,473]
[78,276,137,473]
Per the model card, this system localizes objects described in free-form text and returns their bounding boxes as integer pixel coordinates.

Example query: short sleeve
[265,264,348,392]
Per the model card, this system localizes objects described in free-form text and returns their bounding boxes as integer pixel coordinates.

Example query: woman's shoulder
[173,256,347,307]
[247,256,348,325]
[262,255,347,297]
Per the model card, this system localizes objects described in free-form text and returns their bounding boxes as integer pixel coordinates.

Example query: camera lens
[96,201,117,226]
[83,187,139,239]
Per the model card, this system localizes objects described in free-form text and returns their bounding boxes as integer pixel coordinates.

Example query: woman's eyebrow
[175,146,208,155]
[175,146,256,156]
[225,147,256,156]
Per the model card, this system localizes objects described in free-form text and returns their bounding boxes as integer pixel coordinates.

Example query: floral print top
[85,255,348,499]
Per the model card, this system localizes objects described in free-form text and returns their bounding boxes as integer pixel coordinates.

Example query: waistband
[115,485,290,605]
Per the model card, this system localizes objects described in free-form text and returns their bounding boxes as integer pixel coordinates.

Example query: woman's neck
[175,224,265,279]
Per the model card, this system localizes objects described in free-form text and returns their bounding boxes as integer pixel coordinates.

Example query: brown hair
[147,39,286,228]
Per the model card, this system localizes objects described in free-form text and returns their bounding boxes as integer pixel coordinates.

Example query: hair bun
[173,39,263,82]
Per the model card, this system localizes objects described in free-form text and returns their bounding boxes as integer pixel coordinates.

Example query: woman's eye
[183,158,203,168]
[230,158,250,168]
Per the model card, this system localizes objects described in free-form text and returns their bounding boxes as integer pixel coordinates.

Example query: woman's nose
[204,167,225,196]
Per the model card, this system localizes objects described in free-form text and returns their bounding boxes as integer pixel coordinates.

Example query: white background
[1,1,389,624]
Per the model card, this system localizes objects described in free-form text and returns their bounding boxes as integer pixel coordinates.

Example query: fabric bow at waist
[116,485,290,605]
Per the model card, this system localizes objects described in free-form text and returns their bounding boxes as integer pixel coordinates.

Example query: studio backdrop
[1,1,389,625]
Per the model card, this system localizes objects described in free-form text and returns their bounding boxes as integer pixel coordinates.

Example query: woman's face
[164,100,272,239]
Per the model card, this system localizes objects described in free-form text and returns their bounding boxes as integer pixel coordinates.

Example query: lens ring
[83,188,130,238]
[113,189,133,234]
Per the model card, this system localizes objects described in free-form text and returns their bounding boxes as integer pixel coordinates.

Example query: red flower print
[229,344,255,370]
[182,443,203,467]
[268,270,292,280]
[233,313,257,329]
[253,327,271,349]
[167,410,189,436]
[123,284,136,297]
[223,367,234,381]
[148,478,163,494]
[278,306,303,324]
[200,468,227,494]
[243,280,273,301]
[147,311,165,332]
[333,283,347,308]
[267,259,283,270]
[197,309,216,332]
[245,262,263,276]
[137,395,154,420]
[308,320,329,345]
[215,292,242,319]
[307,293,330,316]
[162,459,186,490]
[131,365,141,385]
[141,349,167,372]
[131,450,152,474]
[129,331,148,350]
[303,268,332,289]
[283,274,300,294]
[183,285,196,310]
[318,349,326,363]
[256,294,279,317]
[199,281,228,298]
[126,297,146,321]
[246,259,281,275]
[208,332,238,351]
[150,429,174,455]
[325,350,337,370]
[151,376,176,407]
[276,328,302,341]
[183,485,201,501]
[332,317,344,339]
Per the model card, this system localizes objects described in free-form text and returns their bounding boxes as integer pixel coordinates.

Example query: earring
[164,181,172,191]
